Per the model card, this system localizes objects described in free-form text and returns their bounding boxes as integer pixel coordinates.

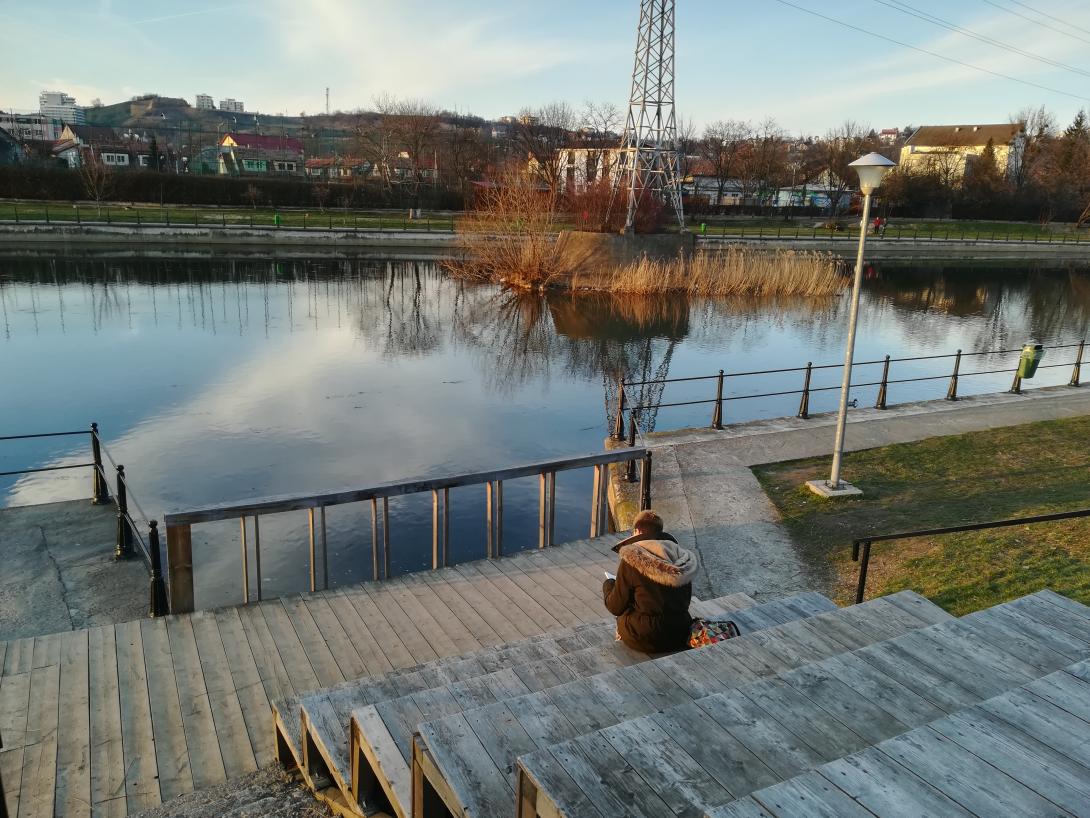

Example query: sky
[2,0,1090,135]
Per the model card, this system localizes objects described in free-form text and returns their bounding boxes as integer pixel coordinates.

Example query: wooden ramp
[0,534,629,818]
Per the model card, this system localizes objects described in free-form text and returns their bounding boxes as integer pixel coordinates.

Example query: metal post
[253,516,262,601]
[76,205,80,224]
[875,355,890,409]
[639,451,652,511]
[495,481,503,557]
[240,517,249,603]
[371,498,379,580]
[432,489,441,569]
[613,380,626,441]
[382,497,390,578]
[797,362,812,419]
[1071,341,1084,387]
[590,465,603,538]
[854,540,872,604]
[114,465,132,559]
[308,507,318,592]
[945,350,962,401]
[90,423,110,504]
[1010,370,1023,394]
[148,521,168,617]
[626,414,638,482]
[711,369,725,429]
[486,481,495,559]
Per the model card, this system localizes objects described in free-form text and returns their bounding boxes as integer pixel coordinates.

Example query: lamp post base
[806,479,863,499]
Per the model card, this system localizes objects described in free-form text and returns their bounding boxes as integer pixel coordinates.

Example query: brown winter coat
[602,531,698,653]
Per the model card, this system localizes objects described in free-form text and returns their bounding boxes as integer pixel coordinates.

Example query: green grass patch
[754,414,1090,614]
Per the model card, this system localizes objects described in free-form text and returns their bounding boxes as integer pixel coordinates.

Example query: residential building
[220,132,303,155]
[195,94,215,110]
[0,112,63,142]
[878,127,901,145]
[0,127,22,166]
[219,98,245,114]
[58,123,121,148]
[899,123,1026,181]
[555,147,623,193]
[304,156,372,179]
[39,91,85,124]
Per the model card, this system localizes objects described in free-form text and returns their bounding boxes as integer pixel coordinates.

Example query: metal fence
[699,223,1088,244]
[613,340,1085,438]
[0,423,167,616]
[161,447,652,614]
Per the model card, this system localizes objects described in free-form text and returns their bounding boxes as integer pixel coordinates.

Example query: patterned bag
[689,617,741,648]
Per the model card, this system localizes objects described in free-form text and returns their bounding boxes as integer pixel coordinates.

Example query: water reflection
[1,255,1087,607]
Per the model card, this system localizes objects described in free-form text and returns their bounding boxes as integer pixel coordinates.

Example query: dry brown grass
[580,247,846,297]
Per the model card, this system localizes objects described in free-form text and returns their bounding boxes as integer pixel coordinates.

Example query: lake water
[2,251,1088,608]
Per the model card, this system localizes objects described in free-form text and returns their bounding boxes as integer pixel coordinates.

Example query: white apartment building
[0,112,63,141]
[195,94,214,110]
[219,98,244,113]
[39,91,85,124]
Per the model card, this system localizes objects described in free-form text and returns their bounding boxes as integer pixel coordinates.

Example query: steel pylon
[617,0,685,232]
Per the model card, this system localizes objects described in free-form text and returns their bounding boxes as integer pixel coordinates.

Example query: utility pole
[325,87,330,116]
[615,0,685,233]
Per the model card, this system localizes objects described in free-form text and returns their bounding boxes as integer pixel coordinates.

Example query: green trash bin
[1017,343,1045,379]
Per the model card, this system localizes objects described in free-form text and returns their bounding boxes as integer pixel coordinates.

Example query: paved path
[628,385,1090,602]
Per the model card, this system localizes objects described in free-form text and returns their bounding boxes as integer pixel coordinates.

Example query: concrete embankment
[698,234,1090,260]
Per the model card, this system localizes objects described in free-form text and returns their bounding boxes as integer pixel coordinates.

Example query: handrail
[162,446,652,614]
[614,339,1085,433]
[850,507,1090,604]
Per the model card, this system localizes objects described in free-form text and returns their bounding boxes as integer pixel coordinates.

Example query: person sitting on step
[603,509,698,653]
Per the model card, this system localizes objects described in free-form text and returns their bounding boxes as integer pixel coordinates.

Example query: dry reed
[581,247,846,297]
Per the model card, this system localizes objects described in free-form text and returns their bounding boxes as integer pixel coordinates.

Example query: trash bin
[1017,344,1045,379]
[273,213,282,227]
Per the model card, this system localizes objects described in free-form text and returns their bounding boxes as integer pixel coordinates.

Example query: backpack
[689,617,741,648]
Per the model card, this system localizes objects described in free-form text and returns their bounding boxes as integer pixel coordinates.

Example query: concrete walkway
[0,500,149,640]
[619,384,1090,602]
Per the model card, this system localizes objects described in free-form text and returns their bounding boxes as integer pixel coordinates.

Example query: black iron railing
[612,339,1085,438]
[0,423,167,616]
[851,508,1090,604]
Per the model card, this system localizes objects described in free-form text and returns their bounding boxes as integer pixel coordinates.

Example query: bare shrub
[580,247,844,297]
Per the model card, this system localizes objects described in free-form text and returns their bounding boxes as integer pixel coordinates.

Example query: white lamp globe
[849,152,897,194]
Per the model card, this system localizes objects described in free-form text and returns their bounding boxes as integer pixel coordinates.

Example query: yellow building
[899,123,1025,181]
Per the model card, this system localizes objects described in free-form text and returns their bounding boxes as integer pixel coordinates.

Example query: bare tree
[580,101,622,144]
[818,120,878,217]
[244,183,261,209]
[1010,105,1057,190]
[311,183,331,212]
[516,101,577,191]
[700,119,751,206]
[78,153,114,216]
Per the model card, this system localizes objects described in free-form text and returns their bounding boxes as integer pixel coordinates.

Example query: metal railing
[612,339,1085,437]
[699,223,1088,245]
[0,423,167,616]
[851,507,1090,604]
[161,446,652,614]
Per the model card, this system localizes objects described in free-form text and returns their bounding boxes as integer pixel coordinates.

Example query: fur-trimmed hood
[612,532,698,587]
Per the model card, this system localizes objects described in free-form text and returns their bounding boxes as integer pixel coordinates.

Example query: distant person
[603,509,697,653]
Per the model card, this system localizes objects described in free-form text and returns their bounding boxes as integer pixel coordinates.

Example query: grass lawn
[754,415,1090,614]
[0,200,457,231]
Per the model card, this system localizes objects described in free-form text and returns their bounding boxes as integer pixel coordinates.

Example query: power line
[768,0,1090,103]
[979,0,1090,46]
[1002,0,1090,38]
[873,0,1090,79]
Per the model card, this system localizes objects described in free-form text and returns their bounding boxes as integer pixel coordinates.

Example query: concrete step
[355,592,844,818]
[512,590,1090,818]
[411,590,952,818]
[710,656,1090,818]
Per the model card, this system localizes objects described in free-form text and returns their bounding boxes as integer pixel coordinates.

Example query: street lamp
[807,152,897,498]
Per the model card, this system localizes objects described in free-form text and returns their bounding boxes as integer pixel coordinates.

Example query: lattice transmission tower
[616,0,685,233]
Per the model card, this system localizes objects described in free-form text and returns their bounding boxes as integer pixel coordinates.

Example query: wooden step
[354,592,842,818]
[274,592,757,785]
[410,590,952,818]
[710,657,1090,818]
[514,591,1090,818]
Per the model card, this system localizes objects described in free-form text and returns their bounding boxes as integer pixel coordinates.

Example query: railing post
[797,362,812,419]
[1010,369,1023,394]
[90,423,110,504]
[114,465,132,559]
[240,517,249,603]
[639,451,652,511]
[165,522,194,614]
[626,414,638,482]
[875,355,890,409]
[1071,340,1084,387]
[711,369,725,429]
[945,349,962,401]
[613,380,626,441]
[147,520,168,617]
[854,540,872,604]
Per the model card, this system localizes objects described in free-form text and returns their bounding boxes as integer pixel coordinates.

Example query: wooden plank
[879,589,955,625]
[984,603,1090,661]
[338,587,417,669]
[357,585,438,665]
[2,639,34,676]
[707,796,776,818]
[352,707,412,817]
[17,663,59,818]
[983,687,1090,768]
[321,592,395,676]
[818,652,946,729]
[739,679,868,761]
[165,616,227,791]
[567,731,676,818]
[235,602,294,701]
[751,770,876,818]
[957,609,1073,672]
[427,567,523,644]
[853,640,978,712]
[212,607,275,767]
[31,633,61,670]
[887,628,1024,700]
[138,618,193,802]
[258,599,322,693]
[461,700,538,786]
[489,557,589,629]
[1025,667,1090,724]
[819,748,974,817]
[876,725,1066,815]
[450,562,547,638]
[505,696,580,749]
[278,596,345,688]
[0,670,30,751]
[515,750,607,818]
[397,577,482,656]
[114,619,161,812]
[1010,594,1090,647]
[416,572,505,648]
[303,597,368,680]
[87,625,126,818]
[417,714,513,817]
[189,612,258,779]
[540,740,652,818]
[53,630,91,818]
